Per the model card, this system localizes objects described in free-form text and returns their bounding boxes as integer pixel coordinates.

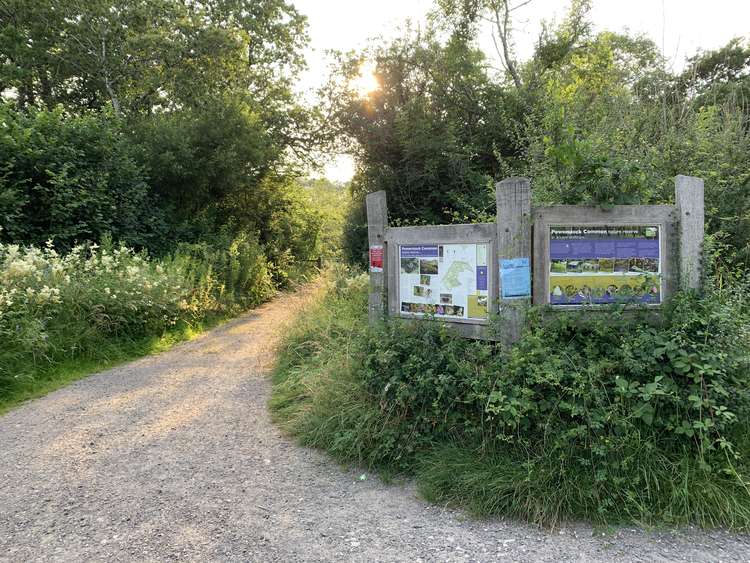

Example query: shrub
[272,269,750,528]
[0,104,166,251]
[359,320,496,469]
[172,231,275,311]
[0,240,183,387]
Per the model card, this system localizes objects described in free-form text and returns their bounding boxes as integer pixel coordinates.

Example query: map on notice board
[399,244,488,320]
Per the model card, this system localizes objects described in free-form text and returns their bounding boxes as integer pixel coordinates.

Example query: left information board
[399,243,488,320]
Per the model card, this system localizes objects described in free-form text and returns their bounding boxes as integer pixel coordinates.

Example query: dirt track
[1,285,748,562]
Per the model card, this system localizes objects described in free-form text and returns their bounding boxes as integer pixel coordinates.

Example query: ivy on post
[674,175,705,292]
[496,177,532,345]
[366,190,388,324]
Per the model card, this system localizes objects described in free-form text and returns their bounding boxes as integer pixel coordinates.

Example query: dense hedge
[0,105,164,250]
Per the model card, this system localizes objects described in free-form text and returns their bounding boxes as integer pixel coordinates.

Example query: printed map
[399,243,488,320]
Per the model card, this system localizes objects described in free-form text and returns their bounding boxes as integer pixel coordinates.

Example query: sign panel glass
[549,225,662,305]
[399,243,488,320]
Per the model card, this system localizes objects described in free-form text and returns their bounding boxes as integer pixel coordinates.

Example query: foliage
[0,97,334,282]
[171,232,276,311]
[272,270,750,528]
[324,29,514,228]
[0,233,275,402]
[342,196,369,269]
[300,178,351,261]
[131,97,281,228]
[0,0,331,283]
[0,0,307,118]
[675,37,750,107]
[333,6,750,270]
[0,103,165,250]
[131,98,328,276]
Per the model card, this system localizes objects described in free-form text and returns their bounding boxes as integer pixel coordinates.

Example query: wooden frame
[384,224,497,339]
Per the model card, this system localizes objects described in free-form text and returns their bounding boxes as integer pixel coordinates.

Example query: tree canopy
[326,2,750,267]
[0,0,332,269]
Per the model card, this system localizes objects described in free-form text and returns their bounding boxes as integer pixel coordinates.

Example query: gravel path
[1,285,749,562]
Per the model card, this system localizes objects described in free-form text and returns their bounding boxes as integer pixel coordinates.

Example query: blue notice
[501,258,531,299]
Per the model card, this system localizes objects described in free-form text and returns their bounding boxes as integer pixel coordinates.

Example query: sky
[292,0,750,182]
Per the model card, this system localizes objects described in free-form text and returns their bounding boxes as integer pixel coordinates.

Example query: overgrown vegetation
[272,268,750,528]
[281,8,750,528]
[0,0,351,407]
[0,0,331,266]
[3,0,750,531]
[0,232,282,408]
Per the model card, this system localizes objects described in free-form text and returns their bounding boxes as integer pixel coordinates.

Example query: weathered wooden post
[496,177,532,344]
[674,175,705,291]
[366,190,388,324]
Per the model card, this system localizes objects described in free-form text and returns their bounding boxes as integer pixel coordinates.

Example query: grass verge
[0,313,227,415]
[270,268,750,530]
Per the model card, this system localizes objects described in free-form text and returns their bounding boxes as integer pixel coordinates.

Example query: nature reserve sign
[548,225,662,306]
[366,175,704,342]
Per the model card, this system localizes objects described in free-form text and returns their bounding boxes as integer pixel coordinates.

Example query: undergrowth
[0,233,288,410]
[271,266,750,529]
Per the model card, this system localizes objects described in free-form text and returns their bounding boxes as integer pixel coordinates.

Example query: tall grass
[270,268,384,462]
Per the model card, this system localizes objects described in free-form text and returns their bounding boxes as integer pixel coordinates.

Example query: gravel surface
[1,285,749,562]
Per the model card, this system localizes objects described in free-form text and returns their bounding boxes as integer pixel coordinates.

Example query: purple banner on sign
[476,266,488,291]
[400,245,439,258]
[550,238,658,260]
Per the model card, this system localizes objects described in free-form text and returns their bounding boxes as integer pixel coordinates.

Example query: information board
[399,243,488,320]
[549,225,662,306]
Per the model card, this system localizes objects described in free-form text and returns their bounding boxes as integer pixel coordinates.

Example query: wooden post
[496,177,532,345]
[674,175,704,291]
[366,191,388,324]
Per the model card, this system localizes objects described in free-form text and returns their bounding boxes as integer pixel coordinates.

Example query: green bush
[272,270,750,528]
[0,103,166,251]
[172,232,275,310]
[359,320,495,469]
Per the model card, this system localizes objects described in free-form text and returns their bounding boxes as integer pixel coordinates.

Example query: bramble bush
[272,268,750,528]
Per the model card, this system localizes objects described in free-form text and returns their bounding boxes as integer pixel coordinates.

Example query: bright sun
[351,62,380,97]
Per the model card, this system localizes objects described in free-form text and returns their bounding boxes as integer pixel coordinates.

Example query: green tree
[326,28,518,227]
[0,0,308,116]
[0,103,166,249]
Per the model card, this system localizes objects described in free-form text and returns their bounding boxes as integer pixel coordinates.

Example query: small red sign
[369,245,384,272]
